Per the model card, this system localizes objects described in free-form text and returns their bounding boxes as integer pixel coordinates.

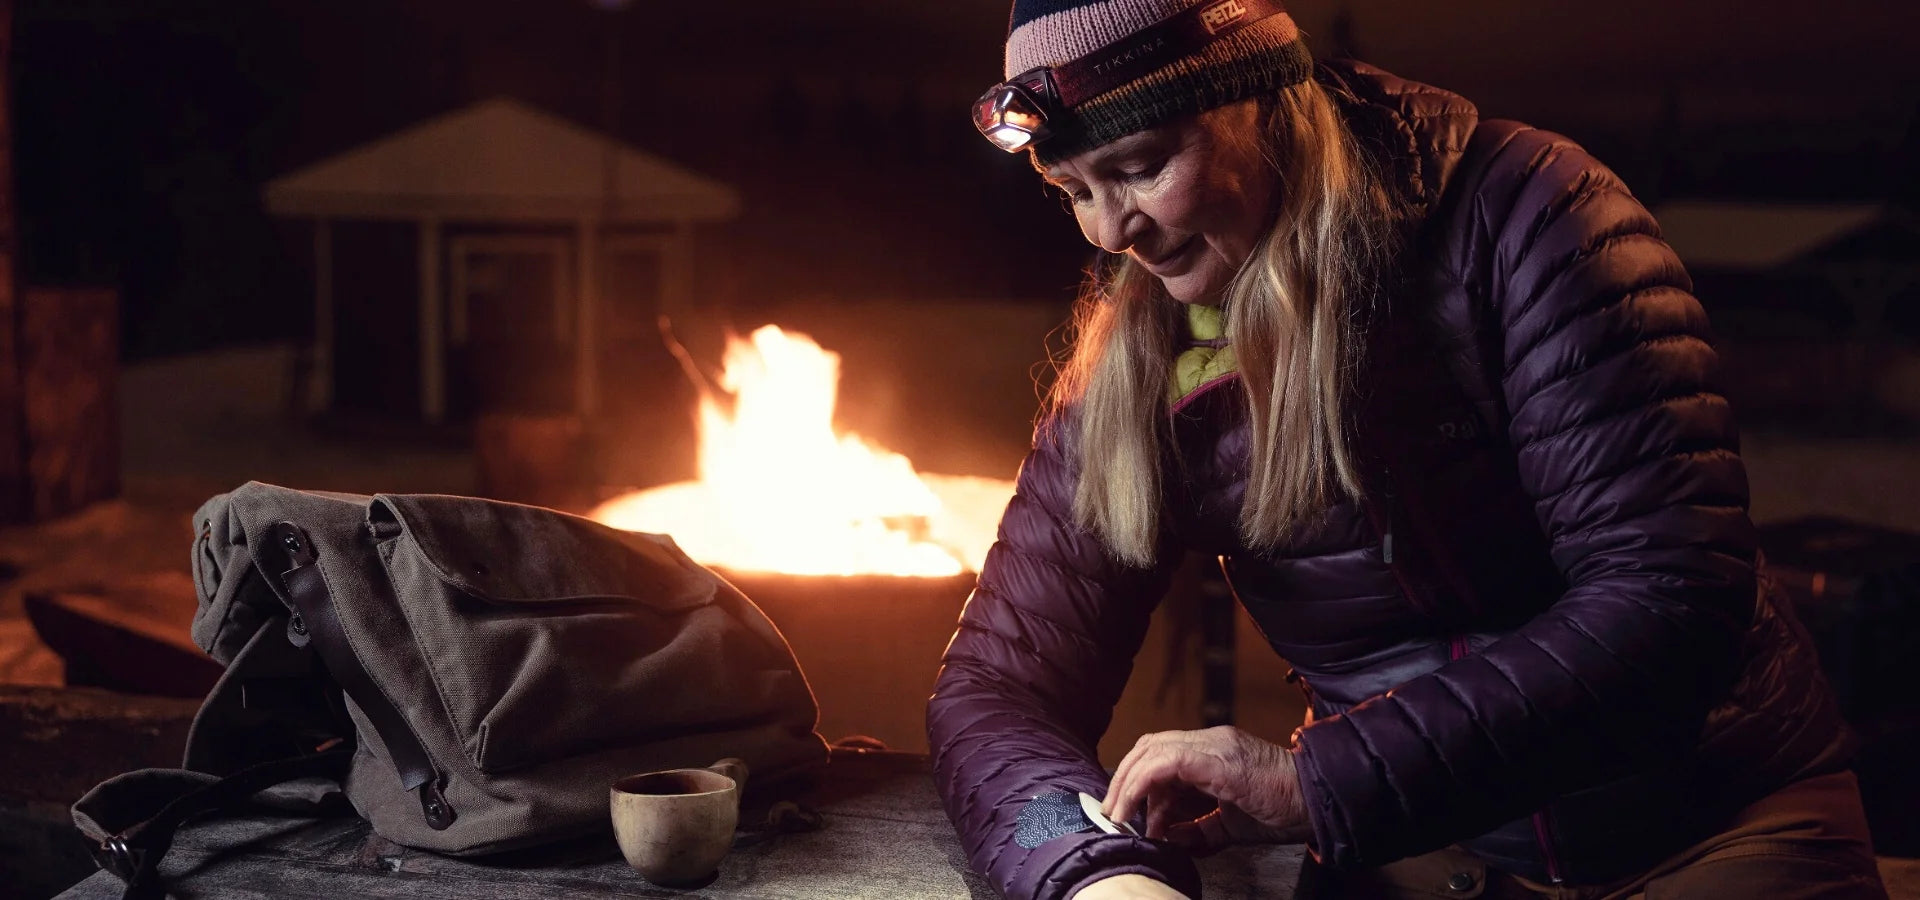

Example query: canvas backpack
[72,481,828,897]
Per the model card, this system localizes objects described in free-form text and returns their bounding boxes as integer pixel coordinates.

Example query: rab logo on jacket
[1438,417,1482,443]
[1200,0,1249,34]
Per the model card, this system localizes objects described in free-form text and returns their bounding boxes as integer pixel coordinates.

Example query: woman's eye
[1051,185,1091,206]
[1121,161,1165,183]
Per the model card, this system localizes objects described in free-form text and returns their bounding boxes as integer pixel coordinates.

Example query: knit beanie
[999,0,1314,163]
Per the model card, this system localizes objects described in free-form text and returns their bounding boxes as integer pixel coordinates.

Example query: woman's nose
[1086,196,1145,254]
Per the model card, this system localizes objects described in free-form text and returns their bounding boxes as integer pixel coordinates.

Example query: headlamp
[971,68,1059,153]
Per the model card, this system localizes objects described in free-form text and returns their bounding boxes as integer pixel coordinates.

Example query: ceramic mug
[610,758,748,886]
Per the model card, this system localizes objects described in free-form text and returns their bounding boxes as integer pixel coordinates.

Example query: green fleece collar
[1171,303,1237,406]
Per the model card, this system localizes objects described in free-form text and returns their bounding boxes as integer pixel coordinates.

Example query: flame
[591,325,1016,577]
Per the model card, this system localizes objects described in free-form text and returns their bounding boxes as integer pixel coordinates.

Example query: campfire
[590,325,1016,577]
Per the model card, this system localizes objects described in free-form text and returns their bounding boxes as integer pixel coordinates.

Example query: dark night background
[14,0,1919,358]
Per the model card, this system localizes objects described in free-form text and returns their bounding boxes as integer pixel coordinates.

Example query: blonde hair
[1049,78,1404,566]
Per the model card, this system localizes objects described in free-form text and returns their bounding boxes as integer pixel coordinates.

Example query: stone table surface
[55,749,1306,899]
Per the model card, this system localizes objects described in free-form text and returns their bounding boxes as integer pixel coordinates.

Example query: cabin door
[446,234,575,419]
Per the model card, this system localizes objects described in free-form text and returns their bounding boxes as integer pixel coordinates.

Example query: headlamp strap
[1051,0,1287,108]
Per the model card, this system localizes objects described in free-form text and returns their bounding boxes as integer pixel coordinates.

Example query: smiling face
[1041,100,1276,305]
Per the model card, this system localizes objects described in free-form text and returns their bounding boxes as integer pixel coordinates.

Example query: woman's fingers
[1111,739,1219,830]
[1108,730,1219,826]
[1102,746,1138,820]
[1104,753,1144,827]
[1109,738,1185,827]
[1103,731,1165,818]
[1102,732,1159,822]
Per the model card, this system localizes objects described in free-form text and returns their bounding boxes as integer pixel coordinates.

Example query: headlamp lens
[986,124,1035,152]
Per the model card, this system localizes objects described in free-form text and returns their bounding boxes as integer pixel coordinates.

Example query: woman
[927,1,1890,898]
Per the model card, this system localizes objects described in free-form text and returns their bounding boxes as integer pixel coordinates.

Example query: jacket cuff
[1291,723,1357,869]
[1012,832,1203,900]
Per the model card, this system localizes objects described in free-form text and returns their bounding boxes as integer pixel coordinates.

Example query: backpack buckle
[96,834,141,881]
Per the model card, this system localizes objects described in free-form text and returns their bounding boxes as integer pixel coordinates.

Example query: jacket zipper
[1382,456,1485,619]
[1372,466,1436,614]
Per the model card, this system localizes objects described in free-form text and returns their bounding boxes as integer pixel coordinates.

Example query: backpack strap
[270,521,457,831]
[72,748,352,899]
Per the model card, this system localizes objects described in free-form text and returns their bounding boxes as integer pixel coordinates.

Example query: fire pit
[720,570,976,752]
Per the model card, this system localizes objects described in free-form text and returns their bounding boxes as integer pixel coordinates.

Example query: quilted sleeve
[927,418,1197,899]
[1290,124,1757,867]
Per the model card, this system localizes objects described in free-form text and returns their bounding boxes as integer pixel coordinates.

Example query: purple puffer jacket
[927,60,1850,899]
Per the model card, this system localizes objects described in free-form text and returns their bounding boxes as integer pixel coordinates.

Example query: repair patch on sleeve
[1014,791,1093,848]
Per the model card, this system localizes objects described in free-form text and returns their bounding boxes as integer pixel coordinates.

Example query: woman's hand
[1103,726,1310,851]
[1071,874,1190,899]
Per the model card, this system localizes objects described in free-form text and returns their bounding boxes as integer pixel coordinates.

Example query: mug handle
[706,758,749,794]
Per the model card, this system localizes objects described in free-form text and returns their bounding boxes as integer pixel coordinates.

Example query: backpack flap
[365,493,825,781]
[370,493,719,613]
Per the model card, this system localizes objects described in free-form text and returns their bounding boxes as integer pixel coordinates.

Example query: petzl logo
[1199,0,1249,34]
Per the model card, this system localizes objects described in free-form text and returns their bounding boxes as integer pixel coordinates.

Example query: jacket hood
[1316,58,1481,216]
